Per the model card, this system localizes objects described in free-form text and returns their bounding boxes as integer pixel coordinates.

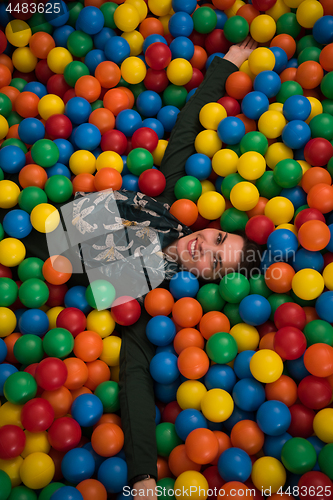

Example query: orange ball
[73,330,103,362]
[77,479,107,500]
[157,456,172,480]
[94,167,122,191]
[265,375,298,407]
[301,166,332,193]
[144,288,174,316]
[259,332,275,351]
[246,197,268,218]
[42,255,73,285]
[91,423,124,457]
[303,306,319,325]
[0,86,20,109]
[236,113,257,134]
[75,75,101,103]
[307,183,333,214]
[19,164,48,189]
[218,482,254,500]
[225,71,253,100]
[139,18,164,38]
[29,32,55,59]
[295,61,324,90]
[169,199,198,226]
[298,220,331,251]
[321,0,333,15]
[6,124,20,140]
[72,173,96,193]
[95,61,121,89]
[237,4,260,24]
[0,54,14,72]
[199,311,230,340]
[230,420,265,455]
[84,360,110,391]
[211,431,232,465]
[279,67,297,83]
[89,108,115,135]
[190,46,208,70]
[63,357,89,390]
[213,0,236,9]
[0,64,12,88]
[172,297,203,328]
[270,34,296,60]
[304,343,333,377]
[71,387,92,401]
[118,87,135,109]
[177,346,210,380]
[265,262,295,293]
[168,444,201,477]
[4,332,21,364]
[185,428,219,465]
[103,88,130,116]
[173,328,205,354]
[319,43,333,72]
[93,413,122,430]
[42,386,73,418]
[15,91,40,118]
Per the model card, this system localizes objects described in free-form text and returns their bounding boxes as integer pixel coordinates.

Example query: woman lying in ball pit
[0,37,261,498]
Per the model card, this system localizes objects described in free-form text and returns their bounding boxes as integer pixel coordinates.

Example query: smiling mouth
[188,238,198,258]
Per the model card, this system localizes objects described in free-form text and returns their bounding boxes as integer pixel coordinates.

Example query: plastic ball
[237,152,266,181]
[146,316,176,346]
[217,447,252,483]
[239,295,271,326]
[97,457,127,494]
[0,425,26,460]
[20,452,55,490]
[230,182,260,211]
[258,110,286,139]
[304,343,333,378]
[251,456,286,494]
[224,16,249,43]
[248,47,276,75]
[292,269,325,300]
[250,349,284,383]
[3,371,37,405]
[298,375,332,410]
[21,398,54,433]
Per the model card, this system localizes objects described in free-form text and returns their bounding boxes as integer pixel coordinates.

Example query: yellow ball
[46,306,64,330]
[296,0,324,28]
[313,408,333,443]
[239,61,256,81]
[0,308,17,338]
[121,30,144,56]
[230,181,259,211]
[250,15,277,43]
[230,323,260,352]
[174,471,208,500]
[87,310,116,339]
[0,180,20,209]
[176,380,207,410]
[21,431,51,458]
[38,94,65,121]
[251,457,287,494]
[199,103,227,131]
[0,402,23,427]
[47,47,73,74]
[265,142,293,169]
[258,110,286,139]
[121,56,147,84]
[264,196,294,225]
[276,224,298,237]
[248,47,276,75]
[159,14,172,35]
[12,47,37,73]
[167,58,193,86]
[292,269,325,301]
[5,20,32,47]
[30,204,60,233]
[200,180,216,194]
[266,0,290,21]
[194,130,222,157]
[114,4,140,32]
[269,102,284,113]
[0,115,9,140]
[250,349,284,383]
[0,238,26,267]
[111,365,120,383]
[20,452,55,490]
[237,152,266,180]
[0,456,23,487]
[200,388,234,422]
[99,336,121,366]
[96,151,123,173]
[323,262,333,291]
[69,150,96,175]
[284,0,304,7]
[148,0,172,17]
[306,97,323,124]
[125,0,148,22]
[152,140,168,166]
[212,149,238,177]
[225,0,245,17]
[297,160,311,176]
[197,191,225,220]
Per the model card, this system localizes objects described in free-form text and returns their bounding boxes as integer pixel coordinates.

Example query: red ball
[21,398,55,432]
[111,296,141,326]
[48,416,82,452]
[161,401,182,424]
[144,69,169,93]
[35,358,68,391]
[304,138,333,167]
[245,215,275,244]
[145,42,172,70]
[45,282,68,307]
[202,466,225,500]
[56,307,87,337]
[45,114,73,140]
[46,74,71,98]
[131,127,159,152]
[0,264,12,279]
[287,404,315,438]
[294,207,326,230]
[185,68,204,92]
[138,169,166,197]
[252,0,277,9]
[257,320,276,338]
[274,302,306,330]
[0,425,26,459]
[0,31,7,54]
[205,29,231,55]
[190,213,210,231]
[298,472,333,500]
[217,96,241,116]
[35,59,55,85]
[100,129,128,155]
[63,89,76,105]
[324,252,333,267]
[273,326,307,360]
[297,375,332,410]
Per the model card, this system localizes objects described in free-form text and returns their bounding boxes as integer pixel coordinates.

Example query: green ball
[10,78,27,92]
[85,280,116,310]
[0,222,4,241]
[0,278,18,307]
[18,257,45,282]
[273,159,303,188]
[18,278,49,308]
[155,423,182,457]
[221,173,244,200]
[7,111,23,127]
[0,470,12,500]
[223,16,249,43]
[100,2,117,30]
[0,94,12,118]
[290,289,316,307]
[128,83,146,100]
[249,274,272,299]
[31,139,59,168]
[174,176,202,202]
[94,381,119,412]
[303,320,333,346]
[38,483,65,500]
[44,175,73,203]
[196,283,225,313]
[309,113,333,141]
[220,207,248,233]
[281,438,317,475]
[43,328,74,358]
[127,148,154,176]
[296,35,322,56]
[163,85,188,109]
[28,12,53,34]
[156,478,175,500]
[3,371,37,405]
[294,204,309,220]
[117,77,130,89]
[322,99,333,116]
[318,444,333,480]
[276,81,303,104]
[298,46,321,65]
[240,131,268,156]
[268,293,293,320]
[256,171,282,198]
[276,13,301,38]
[91,100,104,111]
[64,61,90,87]
[67,30,93,58]
[1,138,27,153]
[228,143,242,156]
[192,7,217,34]
[223,302,242,327]
[0,168,3,181]
[18,187,48,214]
[67,2,84,27]
[321,72,333,100]
[219,273,250,304]
[13,334,44,366]
[328,156,333,178]
[206,332,238,364]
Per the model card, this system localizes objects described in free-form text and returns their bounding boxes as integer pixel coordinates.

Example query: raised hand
[223,36,259,68]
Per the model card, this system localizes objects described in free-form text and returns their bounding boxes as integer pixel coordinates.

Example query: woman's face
[173,228,245,279]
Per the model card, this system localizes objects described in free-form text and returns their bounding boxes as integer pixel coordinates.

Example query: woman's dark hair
[233,230,262,278]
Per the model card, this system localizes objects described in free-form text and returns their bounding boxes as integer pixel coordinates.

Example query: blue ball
[204,364,236,393]
[3,210,32,239]
[0,338,7,363]
[157,106,180,133]
[45,0,69,27]
[293,248,324,273]
[215,176,223,193]
[0,146,26,174]
[239,294,271,326]
[172,0,197,14]
[23,82,47,99]
[223,405,255,432]
[47,163,71,179]
[326,223,333,252]
[286,353,310,381]
[53,25,75,47]
[77,6,105,35]
[136,91,163,118]
[186,88,198,102]
[51,486,83,500]
[94,27,116,50]
[280,186,307,210]
[206,53,225,69]
[185,154,212,180]
[315,291,333,323]
[169,37,194,60]
[82,442,105,473]
[175,409,207,441]
[313,15,333,45]
[64,286,90,313]
[0,363,18,396]
[256,400,291,436]
[263,433,292,460]
[283,95,312,122]
[98,457,128,494]
[269,46,288,73]
[169,271,199,299]
[169,12,194,38]
[217,116,246,145]
[282,120,311,149]
[233,350,255,379]
[54,139,74,165]
[84,49,106,73]
[217,448,252,482]
[254,70,281,98]
[104,36,130,64]
[121,174,139,191]
[115,109,142,137]
[146,316,176,346]
[143,35,168,53]
[232,378,266,412]
[154,378,181,404]
[61,448,95,484]
[155,344,177,356]
[142,118,164,139]
[71,394,104,427]
[215,9,227,29]
[150,352,179,384]
[267,228,298,260]
[74,123,101,151]
[241,91,269,120]
[293,147,305,161]
[65,97,91,125]
[0,2,13,27]
[286,58,298,68]
[155,405,161,425]
[19,309,49,337]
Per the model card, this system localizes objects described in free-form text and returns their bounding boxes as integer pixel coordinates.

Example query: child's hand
[223,36,258,68]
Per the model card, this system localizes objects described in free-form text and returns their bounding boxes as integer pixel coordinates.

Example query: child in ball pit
[0,37,261,499]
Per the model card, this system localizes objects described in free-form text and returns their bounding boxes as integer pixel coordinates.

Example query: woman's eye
[217,233,222,244]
